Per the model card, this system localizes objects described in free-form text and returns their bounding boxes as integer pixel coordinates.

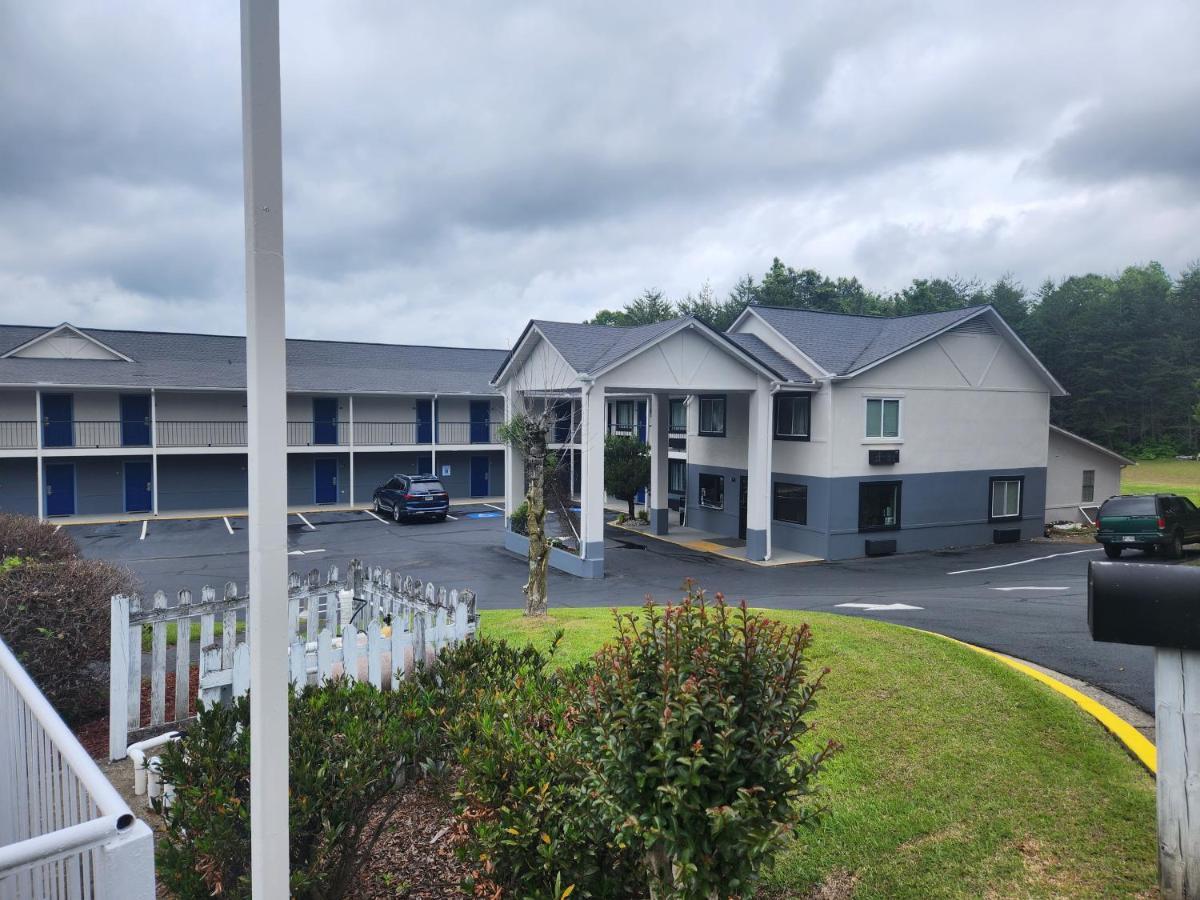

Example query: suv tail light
[1158,517,1166,529]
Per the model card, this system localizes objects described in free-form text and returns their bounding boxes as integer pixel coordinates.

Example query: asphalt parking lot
[68,508,1200,714]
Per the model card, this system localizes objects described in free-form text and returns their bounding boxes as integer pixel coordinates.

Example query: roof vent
[949,317,996,336]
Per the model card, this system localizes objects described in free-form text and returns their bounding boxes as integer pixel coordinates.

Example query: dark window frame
[668,398,687,433]
[773,394,812,441]
[772,481,808,525]
[858,480,902,532]
[698,471,725,509]
[697,395,727,437]
[668,458,687,494]
[1081,469,1095,503]
[988,475,1025,522]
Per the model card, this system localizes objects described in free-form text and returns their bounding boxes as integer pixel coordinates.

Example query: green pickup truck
[1095,493,1200,559]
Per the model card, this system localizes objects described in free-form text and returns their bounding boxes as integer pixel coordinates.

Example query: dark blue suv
[372,474,450,523]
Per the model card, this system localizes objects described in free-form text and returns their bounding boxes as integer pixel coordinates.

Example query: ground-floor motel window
[859,481,900,531]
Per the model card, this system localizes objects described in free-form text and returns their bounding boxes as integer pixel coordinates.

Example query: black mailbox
[1088,561,1200,650]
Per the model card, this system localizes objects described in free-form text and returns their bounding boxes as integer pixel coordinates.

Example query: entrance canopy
[493,316,814,577]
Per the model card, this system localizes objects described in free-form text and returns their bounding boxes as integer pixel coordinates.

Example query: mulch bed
[75,666,200,758]
[352,775,492,899]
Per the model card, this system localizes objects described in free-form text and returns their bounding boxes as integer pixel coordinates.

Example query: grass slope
[481,607,1156,899]
[1122,457,1200,503]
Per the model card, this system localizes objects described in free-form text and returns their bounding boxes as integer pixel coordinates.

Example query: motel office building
[0,323,508,519]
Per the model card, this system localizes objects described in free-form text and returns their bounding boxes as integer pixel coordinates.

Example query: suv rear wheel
[1103,544,1122,559]
[393,503,402,523]
[1166,531,1184,560]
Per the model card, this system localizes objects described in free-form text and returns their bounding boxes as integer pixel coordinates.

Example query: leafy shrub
[446,636,637,897]
[156,679,450,900]
[0,553,136,724]
[580,586,838,898]
[0,512,77,562]
[510,500,529,535]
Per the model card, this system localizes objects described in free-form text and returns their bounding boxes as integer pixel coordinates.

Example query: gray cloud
[0,0,1197,349]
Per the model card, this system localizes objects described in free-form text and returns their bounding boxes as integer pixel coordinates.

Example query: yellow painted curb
[920,629,1156,775]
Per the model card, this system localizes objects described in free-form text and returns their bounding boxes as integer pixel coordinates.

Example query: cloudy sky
[1,2,1197,349]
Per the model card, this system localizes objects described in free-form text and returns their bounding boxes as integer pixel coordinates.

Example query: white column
[431,395,438,477]
[150,389,159,515]
[239,0,289,894]
[347,395,355,506]
[745,382,771,561]
[648,393,669,534]
[35,390,44,521]
[579,381,606,576]
[502,385,523,520]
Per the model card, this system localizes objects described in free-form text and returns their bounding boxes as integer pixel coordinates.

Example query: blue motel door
[42,394,74,448]
[469,401,490,444]
[45,463,75,516]
[470,456,490,497]
[416,399,432,444]
[124,460,152,513]
[314,458,338,504]
[120,395,151,447]
[312,398,339,445]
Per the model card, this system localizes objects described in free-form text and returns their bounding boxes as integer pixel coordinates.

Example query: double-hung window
[668,458,687,494]
[613,401,635,435]
[1081,470,1095,503]
[865,397,901,440]
[698,472,724,509]
[773,482,808,524]
[989,476,1023,521]
[698,395,726,437]
[774,395,811,440]
[669,399,687,433]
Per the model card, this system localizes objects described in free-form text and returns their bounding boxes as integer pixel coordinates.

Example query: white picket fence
[0,636,154,899]
[109,561,478,760]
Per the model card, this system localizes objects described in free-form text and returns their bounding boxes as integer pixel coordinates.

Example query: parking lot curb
[920,629,1157,775]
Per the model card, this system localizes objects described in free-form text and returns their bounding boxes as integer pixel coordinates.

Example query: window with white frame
[1081,469,1095,503]
[698,395,726,437]
[989,476,1023,521]
[865,397,901,439]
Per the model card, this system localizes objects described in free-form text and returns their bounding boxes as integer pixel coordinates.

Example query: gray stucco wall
[0,458,37,516]
[67,456,152,516]
[158,454,248,512]
[352,452,431,503]
[435,450,503,499]
[687,464,1047,560]
[288,454,352,506]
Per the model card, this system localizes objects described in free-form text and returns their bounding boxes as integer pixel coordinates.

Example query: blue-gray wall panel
[157,454,247,512]
[288,454,352,507]
[769,473,830,559]
[685,463,743,537]
[68,456,150,516]
[435,451,503,499]
[0,458,37,516]
[353,452,431,503]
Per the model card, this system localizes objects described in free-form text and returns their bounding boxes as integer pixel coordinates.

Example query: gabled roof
[493,316,813,386]
[739,304,1067,394]
[0,323,507,395]
[1,322,133,362]
[1049,425,1135,466]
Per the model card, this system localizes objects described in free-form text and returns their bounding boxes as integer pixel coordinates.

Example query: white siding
[1046,429,1125,522]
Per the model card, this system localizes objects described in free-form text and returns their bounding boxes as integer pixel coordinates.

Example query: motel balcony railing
[0,636,154,898]
[41,420,151,450]
[436,421,500,444]
[352,421,423,446]
[157,420,248,448]
[0,421,37,450]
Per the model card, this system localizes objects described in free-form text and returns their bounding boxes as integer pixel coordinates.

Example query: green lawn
[480,607,1156,899]
[1122,457,1200,503]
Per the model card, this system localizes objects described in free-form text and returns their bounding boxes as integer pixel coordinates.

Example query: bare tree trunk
[523,426,549,616]
[628,495,636,520]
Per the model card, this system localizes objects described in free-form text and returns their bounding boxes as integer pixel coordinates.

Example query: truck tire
[1166,532,1184,560]
[1103,544,1122,559]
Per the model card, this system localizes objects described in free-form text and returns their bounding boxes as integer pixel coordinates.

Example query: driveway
[69,509,1195,713]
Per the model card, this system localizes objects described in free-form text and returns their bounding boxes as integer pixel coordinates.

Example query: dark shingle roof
[751,305,988,375]
[723,333,813,383]
[0,324,506,394]
[531,319,686,374]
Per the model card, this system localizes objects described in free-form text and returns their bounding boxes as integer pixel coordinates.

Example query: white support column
[745,381,771,561]
[502,385,523,519]
[648,392,669,535]
[35,390,44,521]
[347,395,355,506]
[579,381,605,577]
[239,0,289,895]
[150,389,159,515]
[431,395,438,478]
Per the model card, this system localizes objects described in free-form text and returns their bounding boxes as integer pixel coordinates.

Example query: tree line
[586,258,1200,455]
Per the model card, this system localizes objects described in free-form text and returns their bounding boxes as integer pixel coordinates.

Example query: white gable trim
[1,323,133,362]
[589,318,783,383]
[729,306,834,378]
[491,322,580,387]
[1049,425,1135,466]
[834,307,1068,396]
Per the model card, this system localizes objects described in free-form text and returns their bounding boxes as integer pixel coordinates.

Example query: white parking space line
[222,516,235,535]
[364,510,388,525]
[53,524,62,532]
[444,513,458,521]
[990,586,1071,592]
[296,513,316,531]
[288,548,326,556]
[139,520,148,541]
[483,503,505,512]
[837,602,923,611]
[947,547,1101,575]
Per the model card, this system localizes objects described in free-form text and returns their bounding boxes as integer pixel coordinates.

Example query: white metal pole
[239,0,290,895]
